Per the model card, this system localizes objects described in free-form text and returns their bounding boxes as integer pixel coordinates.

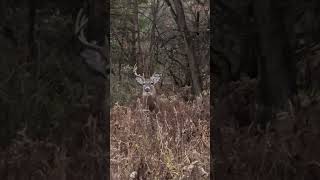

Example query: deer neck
[142,90,156,106]
[142,88,156,97]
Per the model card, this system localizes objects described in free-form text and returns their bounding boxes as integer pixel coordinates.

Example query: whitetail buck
[133,64,162,112]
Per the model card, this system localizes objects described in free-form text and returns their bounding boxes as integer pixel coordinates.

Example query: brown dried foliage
[0,114,107,180]
[215,76,320,180]
[111,95,210,179]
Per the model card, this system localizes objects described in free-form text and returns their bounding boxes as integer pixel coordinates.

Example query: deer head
[133,64,162,112]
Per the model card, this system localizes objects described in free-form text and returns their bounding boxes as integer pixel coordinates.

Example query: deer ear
[135,76,144,85]
[151,73,161,84]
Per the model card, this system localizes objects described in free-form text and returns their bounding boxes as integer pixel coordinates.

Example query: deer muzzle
[144,87,151,92]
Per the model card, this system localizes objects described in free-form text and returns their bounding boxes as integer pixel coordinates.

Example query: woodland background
[0,0,210,179]
[1,0,320,179]
[110,0,209,179]
[0,0,110,179]
[213,0,320,179]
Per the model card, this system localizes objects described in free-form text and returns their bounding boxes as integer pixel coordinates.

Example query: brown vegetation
[215,77,320,180]
[111,94,210,179]
[0,115,106,180]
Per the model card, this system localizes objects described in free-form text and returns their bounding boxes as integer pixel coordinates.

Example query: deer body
[134,65,162,112]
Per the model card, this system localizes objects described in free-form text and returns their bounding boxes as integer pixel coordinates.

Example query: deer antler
[133,64,144,79]
[151,65,165,78]
[151,72,162,77]
[75,8,108,59]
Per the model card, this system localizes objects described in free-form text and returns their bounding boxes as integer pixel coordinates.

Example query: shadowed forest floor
[215,76,320,180]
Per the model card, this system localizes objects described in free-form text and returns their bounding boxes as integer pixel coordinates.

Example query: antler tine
[75,8,108,56]
[133,64,144,78]
[77,10,99,50]
[151,68,163,78]
[75,8,86,34]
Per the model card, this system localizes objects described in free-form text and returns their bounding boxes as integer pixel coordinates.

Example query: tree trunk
[134,0,146,75]
[27,0,37,68]
[149,0,159,74]
[164,0,202,96]
[253,0,296,128]
[0,1,7,27]
[87,0,109,179]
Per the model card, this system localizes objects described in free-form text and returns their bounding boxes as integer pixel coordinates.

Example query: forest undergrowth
[217,94,320,180]
[0,113,109,180]
[111,94,210,179]
[215,62,320,180]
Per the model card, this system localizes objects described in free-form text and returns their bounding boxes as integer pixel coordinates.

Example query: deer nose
[145,87,150,92]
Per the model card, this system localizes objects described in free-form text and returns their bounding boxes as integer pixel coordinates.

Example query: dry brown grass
[0,94,210,180]
[0,116,107,180]
[215,77,320,180]
[111,95,210,179]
